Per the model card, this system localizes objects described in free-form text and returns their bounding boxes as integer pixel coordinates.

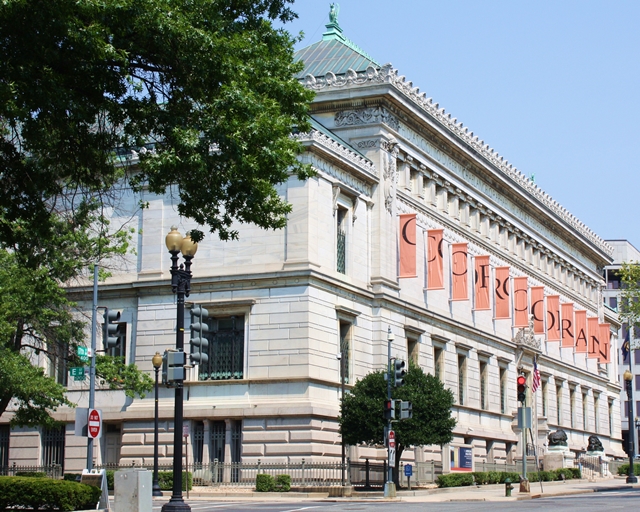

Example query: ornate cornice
[301,64,612,258]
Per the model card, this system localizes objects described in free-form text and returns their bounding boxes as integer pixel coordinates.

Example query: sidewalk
[179,477,639,503]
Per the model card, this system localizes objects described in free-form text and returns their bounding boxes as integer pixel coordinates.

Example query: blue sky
[284,1,640,255]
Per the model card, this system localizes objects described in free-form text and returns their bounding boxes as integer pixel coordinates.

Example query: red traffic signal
[517,375,527,403]
[384,399,395,420]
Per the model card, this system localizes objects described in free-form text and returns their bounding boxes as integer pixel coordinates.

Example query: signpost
[88,409,102,439]
[77,346,89,363]
[388,430,396,467]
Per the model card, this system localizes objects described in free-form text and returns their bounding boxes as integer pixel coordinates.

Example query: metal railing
[0,463,63,479]
[576,455,609,478]
[474,461,519,473]
[398,460,442,486]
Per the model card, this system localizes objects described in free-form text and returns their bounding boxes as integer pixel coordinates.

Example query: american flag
[622,324,630,361]
[532,356,541,393]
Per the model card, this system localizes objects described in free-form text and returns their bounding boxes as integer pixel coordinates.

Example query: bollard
[504,478,514,497]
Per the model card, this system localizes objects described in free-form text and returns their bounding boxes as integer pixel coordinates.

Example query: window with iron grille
[336,208,347,274]
[199,316,244,380]
[556,385,562,425]
[210,421,225,482]
[582,394,588,430]
[0,425,9,467]
[433,346,443,381]
[231,420,242,482]
[542,380,548,417]
[193,422,204,465]
[42,425,65,471]
[339,322,351,384]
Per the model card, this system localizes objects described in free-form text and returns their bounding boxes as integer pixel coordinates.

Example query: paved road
[144,489,640,512]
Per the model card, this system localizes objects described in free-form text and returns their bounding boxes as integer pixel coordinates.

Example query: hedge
[0,477,101,512]
[105,470,192,491]
[440,468,581,488]
[436,473,474,488]
[617,463,640,476]
[255,473,291,492]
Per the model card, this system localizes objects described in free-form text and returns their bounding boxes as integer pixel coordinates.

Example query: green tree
[0,0,311,425]
[340,363,456,485]
[619,262,640,330]
[0,251,153,427]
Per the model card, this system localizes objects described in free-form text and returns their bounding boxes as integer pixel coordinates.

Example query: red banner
[546,295,560,341]
[599,323,611,364]
[530,286,545,334]
[575,310,587,352]
[427,229,444,290]
[495,267,510,319]
[474,255,491,310]
[451,243,468,300]
[587,317,600,358]
[561,303,574,348]
[399,214,417,278]
[513,277,528,327]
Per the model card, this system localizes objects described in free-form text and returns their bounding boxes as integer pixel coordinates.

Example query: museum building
[0,13,625,474]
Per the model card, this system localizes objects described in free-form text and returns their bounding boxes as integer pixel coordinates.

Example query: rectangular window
[624,401,629,418]
[407,337,419,366]
[609,297,618,310]
[608,400,613,435]
[199,315,244,380]
[582,394,588,430]
[480,361,488,410]
[336,207,347,274]
[542,381,548,417]
[0,425,9,467]
[500,367,507,414]
[211,421,225,463]
[433,347,444,381]
[458,355,466,406]
[556,385,562,425]
[339,322,351,384]
[42,425,65,471]
[570,388,576,428]
[635,350,640,365]
[49,343,68,386]
[231,420,242,481]
[193,421,204,465]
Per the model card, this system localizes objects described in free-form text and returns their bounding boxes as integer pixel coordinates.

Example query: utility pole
[384,326,396,498]
[86,264,98,470]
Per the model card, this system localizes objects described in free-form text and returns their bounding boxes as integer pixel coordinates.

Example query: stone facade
[0,16,625,474]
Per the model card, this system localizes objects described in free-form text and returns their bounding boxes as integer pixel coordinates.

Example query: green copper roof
[294,6,380,78]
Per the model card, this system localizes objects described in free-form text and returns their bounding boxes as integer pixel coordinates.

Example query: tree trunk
[394,444,405,487]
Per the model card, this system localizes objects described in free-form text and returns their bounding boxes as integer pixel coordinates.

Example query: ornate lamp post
[623,370,637,484]
[152,352,163,497]
[162,226,197,512]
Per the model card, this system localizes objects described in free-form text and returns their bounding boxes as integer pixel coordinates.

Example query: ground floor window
[0,425,9,467]
[199,316,244,380]
[42,425,65,471]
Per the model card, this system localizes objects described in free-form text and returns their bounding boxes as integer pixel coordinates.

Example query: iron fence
[0,463,62,479]
[398,460,442,486]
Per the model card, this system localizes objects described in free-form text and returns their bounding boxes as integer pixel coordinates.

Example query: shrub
[486,471,501,484]
[436,473,474,488]
[256,473,275,492]
[14,471,48,478]
[157,471,192,491]
[471,471,488,485]
[617,463,640,477]
[106,470,115,490]
[274,474,291,492]
[552,467,580,480]
[498,472,521,484]
[64,473,82,482]
[0,476,101,512]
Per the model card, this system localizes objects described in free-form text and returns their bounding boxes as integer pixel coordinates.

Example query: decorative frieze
[335,106,400,131]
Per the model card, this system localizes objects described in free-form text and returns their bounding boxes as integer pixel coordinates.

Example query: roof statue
[329,3,340,25]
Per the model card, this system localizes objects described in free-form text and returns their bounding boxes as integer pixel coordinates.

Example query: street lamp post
[152,352,163,497]
[162,226,197,512]
[623,370,637,484]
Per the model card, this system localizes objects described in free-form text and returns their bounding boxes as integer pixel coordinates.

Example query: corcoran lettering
[561,319,573,339]
[531,300,544,322]
[475,264,490,288]
[452,249,467,276]
[575,329,587,350]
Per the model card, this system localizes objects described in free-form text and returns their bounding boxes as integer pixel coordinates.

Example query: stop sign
[88,409,102,439]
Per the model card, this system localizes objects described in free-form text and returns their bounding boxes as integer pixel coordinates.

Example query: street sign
[183,424,190,438]
[388,430,395,448]
[88,409,102,439]
[77,346,89,362]
[389,447,396,466]
[70,367,85,381]
[404,464,413,477]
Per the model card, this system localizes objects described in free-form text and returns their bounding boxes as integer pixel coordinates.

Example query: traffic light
[102,308,123,351]
[162,349,186,386]
[517,375,527,403]
[384,399,395,420]
[190,305,209,366]
[394,359,406,387]
[400,400,413,420]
